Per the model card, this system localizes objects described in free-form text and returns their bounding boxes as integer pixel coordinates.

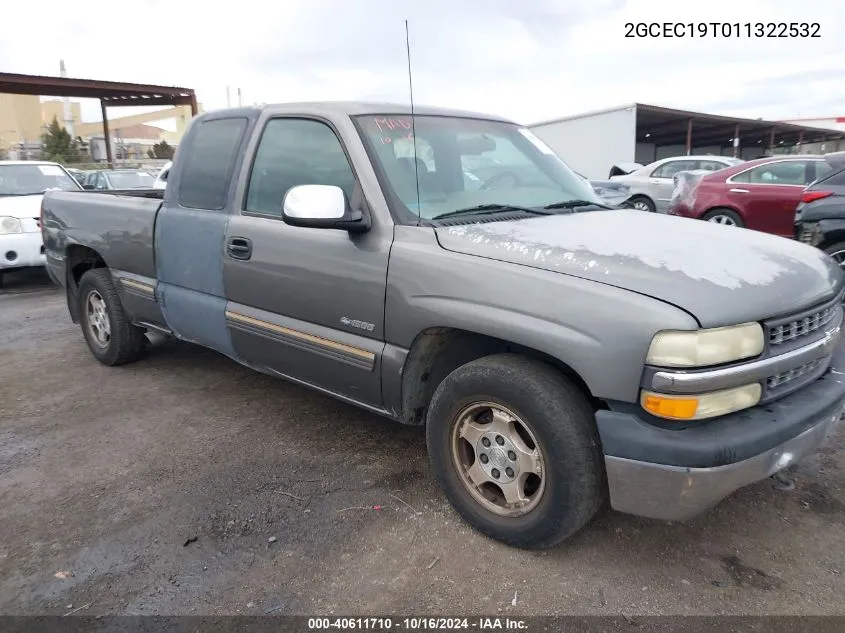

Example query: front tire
[426,354,605,549]
[702,208,744,227]
[628,196,655,213]
[78,268,146,366]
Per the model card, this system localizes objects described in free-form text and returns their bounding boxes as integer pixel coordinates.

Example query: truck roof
[205,101,515,124]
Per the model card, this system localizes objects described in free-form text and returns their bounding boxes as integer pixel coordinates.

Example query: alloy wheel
[450,401,545,517]
[85,290,111,348]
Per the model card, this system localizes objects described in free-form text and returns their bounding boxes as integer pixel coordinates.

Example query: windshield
[108,171,156,189]
[354,115,602,222]
[0,164,80,196]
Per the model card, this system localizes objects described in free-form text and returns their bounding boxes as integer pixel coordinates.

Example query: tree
[41,116,80,164]
[150,140,175,159]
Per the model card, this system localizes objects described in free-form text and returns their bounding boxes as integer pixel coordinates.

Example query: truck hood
[0,194,43,219]
[434,210,844,327]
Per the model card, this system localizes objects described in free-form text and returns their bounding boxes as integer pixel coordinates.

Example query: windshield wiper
[0,191,46,197]
[543,199,614,210]
[431,203,551,221]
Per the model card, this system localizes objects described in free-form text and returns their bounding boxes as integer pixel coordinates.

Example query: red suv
[668,156,836,237]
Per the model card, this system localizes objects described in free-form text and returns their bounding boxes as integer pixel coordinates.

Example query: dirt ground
[1,267,844,617]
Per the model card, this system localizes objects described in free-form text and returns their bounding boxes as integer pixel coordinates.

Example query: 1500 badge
[341,317,375,332]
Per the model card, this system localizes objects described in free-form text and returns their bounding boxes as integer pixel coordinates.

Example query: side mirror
[282,184,370,233]
[82,183,95,190]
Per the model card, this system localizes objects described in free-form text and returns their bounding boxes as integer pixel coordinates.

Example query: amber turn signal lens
[641,383,762,421]
[641,393,699,420]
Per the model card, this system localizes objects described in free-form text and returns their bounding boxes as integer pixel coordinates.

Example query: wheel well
[65,245,107,323]
[818,233,845,252]
[399,327,600,426]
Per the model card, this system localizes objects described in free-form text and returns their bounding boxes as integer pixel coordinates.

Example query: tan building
[0,94,43,151]
[1,93,200,158]
[41,99,83,130]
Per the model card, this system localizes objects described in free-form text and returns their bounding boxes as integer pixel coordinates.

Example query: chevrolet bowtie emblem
[822,325,841,351]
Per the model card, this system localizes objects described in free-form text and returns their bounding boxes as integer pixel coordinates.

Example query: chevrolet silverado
[41,102,845,548]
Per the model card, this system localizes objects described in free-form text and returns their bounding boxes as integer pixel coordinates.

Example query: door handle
[226,237,252,260]
[729,188,750,193]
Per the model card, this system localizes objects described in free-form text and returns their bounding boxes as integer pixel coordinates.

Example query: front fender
[385,228,699,404]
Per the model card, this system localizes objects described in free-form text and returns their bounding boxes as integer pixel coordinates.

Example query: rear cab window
[178,118,248,210]
[817,167,845,187]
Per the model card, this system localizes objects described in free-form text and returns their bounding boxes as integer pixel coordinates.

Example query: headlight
[646,322,764,368]
[641,383,762,420]
[0,216,23,235]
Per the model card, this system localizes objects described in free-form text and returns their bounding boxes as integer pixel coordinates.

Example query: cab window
[245,118,355,217]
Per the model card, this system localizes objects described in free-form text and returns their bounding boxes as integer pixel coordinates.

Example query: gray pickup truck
[42,102,845,549]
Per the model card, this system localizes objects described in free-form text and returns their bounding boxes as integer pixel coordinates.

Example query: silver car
[611,155,744,213]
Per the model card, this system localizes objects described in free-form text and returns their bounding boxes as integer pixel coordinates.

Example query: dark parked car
[794,152,845,267]
[64,168,86,186]
[83,169,156,191]
[668,156,836,237]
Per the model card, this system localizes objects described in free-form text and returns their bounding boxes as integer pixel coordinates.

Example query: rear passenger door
[222,116,392,408]
[729,160,810,236]
[154,115,251,357]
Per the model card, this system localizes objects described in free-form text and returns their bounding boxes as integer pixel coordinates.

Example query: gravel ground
[1,268,844,616]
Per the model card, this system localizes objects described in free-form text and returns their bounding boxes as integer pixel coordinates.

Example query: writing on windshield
[372,117,414,145]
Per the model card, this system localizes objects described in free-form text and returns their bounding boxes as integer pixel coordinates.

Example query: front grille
[769,301,839,346]
[767,358,824,390]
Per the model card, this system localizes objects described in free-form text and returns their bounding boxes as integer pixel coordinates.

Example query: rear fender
[64,242,109,324]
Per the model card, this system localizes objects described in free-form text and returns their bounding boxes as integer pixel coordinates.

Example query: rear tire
[78,268,146,366]
[702,208,744,227]
[425,354,605,549]
[628,196,655,213]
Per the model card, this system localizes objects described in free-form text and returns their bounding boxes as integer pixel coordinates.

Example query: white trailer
[528,103,843,181]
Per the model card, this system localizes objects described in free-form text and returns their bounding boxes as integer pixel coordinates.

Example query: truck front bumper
[596,340,845,521]
[1,232,45,270]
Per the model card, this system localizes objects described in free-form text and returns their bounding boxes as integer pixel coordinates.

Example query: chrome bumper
[605,403,844,521]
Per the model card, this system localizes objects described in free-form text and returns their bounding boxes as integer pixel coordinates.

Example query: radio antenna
[405,19,422,226]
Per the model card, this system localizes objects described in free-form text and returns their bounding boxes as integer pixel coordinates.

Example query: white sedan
[0,161,82,284]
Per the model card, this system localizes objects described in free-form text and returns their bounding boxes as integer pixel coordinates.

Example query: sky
[1,0,843,127]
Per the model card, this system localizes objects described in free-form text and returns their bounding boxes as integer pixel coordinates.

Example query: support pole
[797,130,804,153]
[100,99,113,167]
[733,124,740,158]
[685,118,693,155]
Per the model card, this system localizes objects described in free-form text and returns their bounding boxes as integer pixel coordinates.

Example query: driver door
[222,116,392,407]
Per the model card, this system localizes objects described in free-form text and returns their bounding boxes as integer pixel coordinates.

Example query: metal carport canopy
[0,71,198,165]
[635,103,845,156]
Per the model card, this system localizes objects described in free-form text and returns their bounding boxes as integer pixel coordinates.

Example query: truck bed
[42,189,163,280]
